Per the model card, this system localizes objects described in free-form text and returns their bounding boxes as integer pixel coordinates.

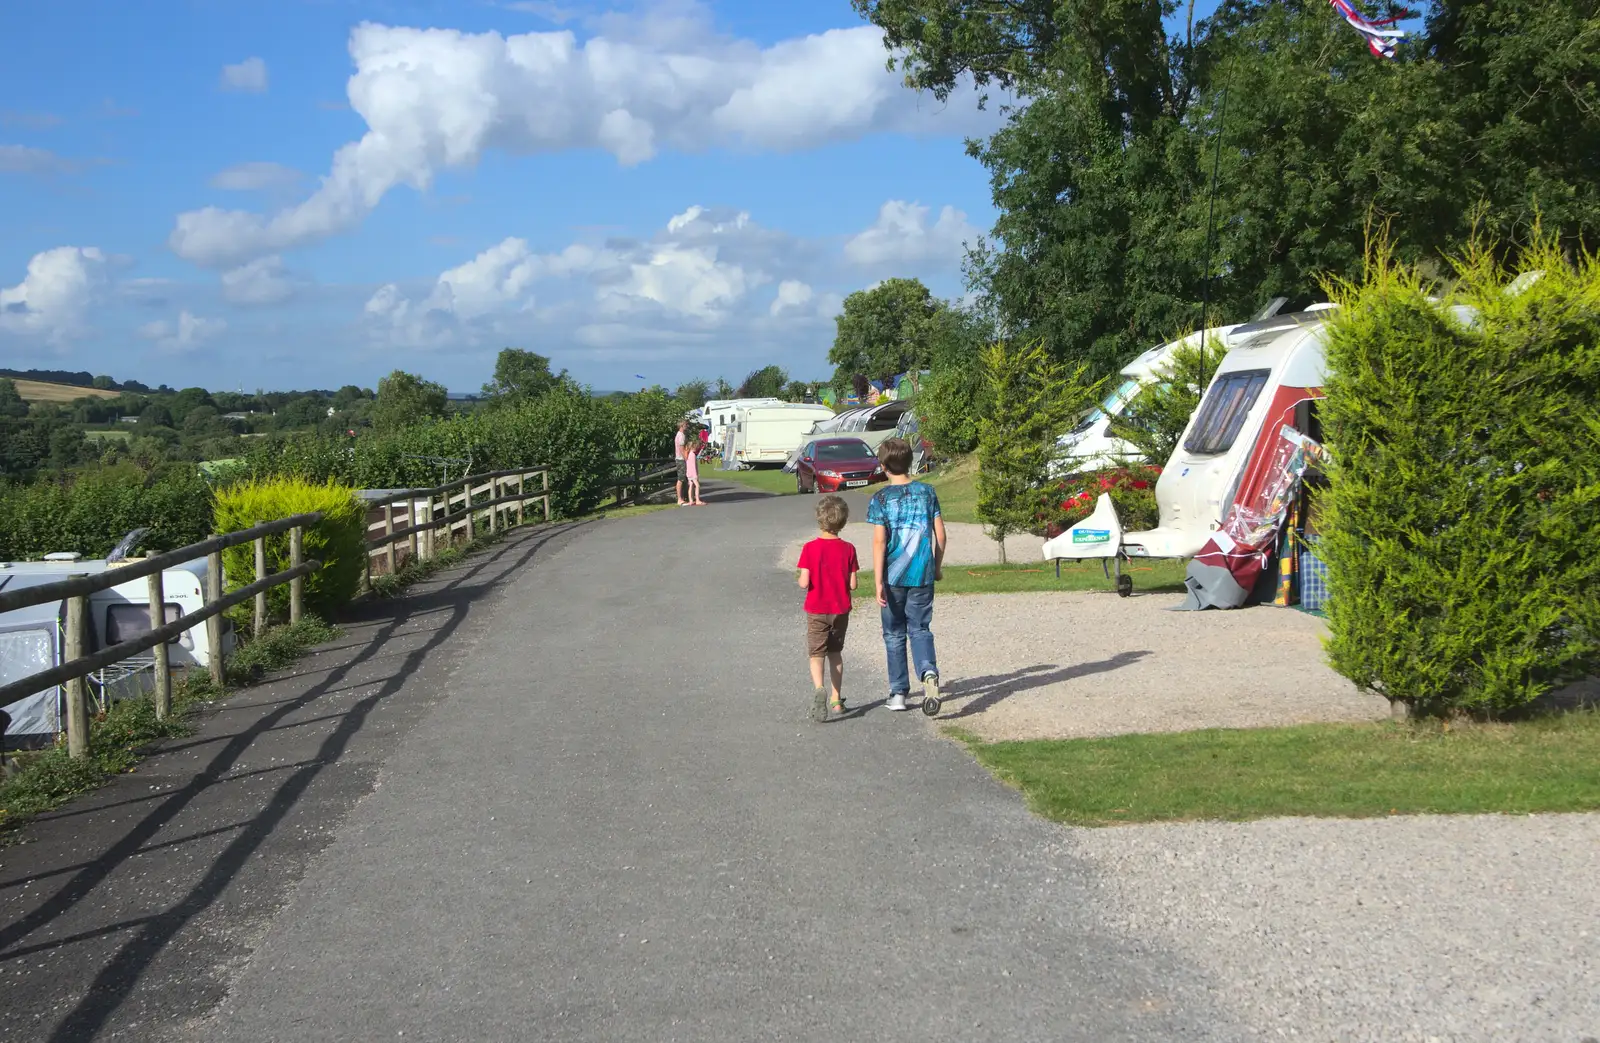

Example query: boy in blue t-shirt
[866,437,946,712]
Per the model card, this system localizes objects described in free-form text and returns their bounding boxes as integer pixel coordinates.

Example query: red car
[795,437,887,494]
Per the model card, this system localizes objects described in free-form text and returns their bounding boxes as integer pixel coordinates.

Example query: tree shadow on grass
[940,652,1152,721]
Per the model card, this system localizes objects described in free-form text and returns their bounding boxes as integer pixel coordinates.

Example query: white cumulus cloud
[844,200,981,267]
[769,279,814,316]
[210,161,301,192]
[170,16,995,268]
[0,246,107,344]
[221,57,269,93]
[138,310,228,353]
[221,255,296,305]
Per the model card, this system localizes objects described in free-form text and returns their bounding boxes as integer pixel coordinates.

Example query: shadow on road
[0,522,582,1043]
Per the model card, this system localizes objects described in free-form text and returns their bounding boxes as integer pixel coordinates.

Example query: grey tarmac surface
[0,520,588,1043]
[194,482,1243,1043]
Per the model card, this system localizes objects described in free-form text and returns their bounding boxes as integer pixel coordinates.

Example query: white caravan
[727,404,838,466]
[1054,325,1244,476]
[1,554,235,743]
[695,398,785,447]
[1043,305,1337,570]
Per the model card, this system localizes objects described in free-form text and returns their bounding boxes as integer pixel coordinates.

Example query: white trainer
[885,693,908,711]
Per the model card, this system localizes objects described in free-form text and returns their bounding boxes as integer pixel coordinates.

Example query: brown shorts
[805,612,850,658]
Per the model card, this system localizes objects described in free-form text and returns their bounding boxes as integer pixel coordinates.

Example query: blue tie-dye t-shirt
[866,481,942,587]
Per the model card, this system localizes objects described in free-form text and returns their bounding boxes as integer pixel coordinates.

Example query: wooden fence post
[64,586,90,760]
[489,476,501,533]
[465,480,476,542]
[422,498,435,561]
[253,521,268,638]
[147,570,171,720]
[384,502,396,576]
[542,469,551,522]
[289,525,305,625]
[206,549,225,687]
[516,473,526,526]
[408,499,420,565]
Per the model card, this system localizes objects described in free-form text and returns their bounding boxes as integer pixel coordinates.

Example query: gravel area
[828,589,1387,740]
[1063,813,1600,1043]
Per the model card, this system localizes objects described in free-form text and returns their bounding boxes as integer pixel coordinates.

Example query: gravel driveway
[1067,813,1600,1043]
[821,588,1389,740]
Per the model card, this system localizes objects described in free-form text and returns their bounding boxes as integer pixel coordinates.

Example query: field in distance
[13,379,122,404]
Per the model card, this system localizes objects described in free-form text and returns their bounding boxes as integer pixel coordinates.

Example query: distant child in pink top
[685,437,706,506]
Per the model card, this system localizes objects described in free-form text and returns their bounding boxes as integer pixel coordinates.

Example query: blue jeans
[881,584,938,695]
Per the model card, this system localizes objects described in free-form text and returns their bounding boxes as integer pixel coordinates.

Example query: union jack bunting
[1328,0,1409,59]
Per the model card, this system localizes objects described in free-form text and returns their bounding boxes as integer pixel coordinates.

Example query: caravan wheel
[1117,575,1133,598]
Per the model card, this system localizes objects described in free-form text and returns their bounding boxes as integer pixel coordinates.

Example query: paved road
[3,482,1242,1041]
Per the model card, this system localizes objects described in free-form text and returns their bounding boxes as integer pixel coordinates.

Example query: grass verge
[0,616,338,839]
[924,455,979,524]
[851,560,1188,597]
[705,465,798,496]
[958,712,1600,826]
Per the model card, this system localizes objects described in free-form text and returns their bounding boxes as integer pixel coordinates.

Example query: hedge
[1318,232,1600,716]
[0,464,212,560]
[213,479,367,622]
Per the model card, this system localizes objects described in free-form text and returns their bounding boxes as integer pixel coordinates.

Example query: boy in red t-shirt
[796,495,859,722]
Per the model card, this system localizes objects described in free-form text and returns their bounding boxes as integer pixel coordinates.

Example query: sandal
[829,696,847,715]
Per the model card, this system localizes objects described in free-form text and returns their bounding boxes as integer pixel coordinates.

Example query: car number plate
[845,480,868,487]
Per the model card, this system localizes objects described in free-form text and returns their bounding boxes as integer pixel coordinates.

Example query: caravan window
[1184,370,1270,455]
[105,603,182,648]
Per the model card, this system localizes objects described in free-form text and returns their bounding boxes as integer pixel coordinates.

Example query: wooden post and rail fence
[0,460,655,759]
[0,514,325,760]
[359,466,551,581]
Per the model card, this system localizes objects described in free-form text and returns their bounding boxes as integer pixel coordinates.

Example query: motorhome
[1042,306,1336,578]
[726,404,838,467]
[1053,324,1244,476]
[0,554,234,745]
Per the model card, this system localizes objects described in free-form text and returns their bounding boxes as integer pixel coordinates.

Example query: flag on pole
[1328,0,1409,59]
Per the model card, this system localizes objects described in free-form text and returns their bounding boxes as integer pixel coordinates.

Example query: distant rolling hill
[12,379,122,404]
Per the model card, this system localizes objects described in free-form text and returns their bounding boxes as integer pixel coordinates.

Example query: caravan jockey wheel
[1117,575,1134,598]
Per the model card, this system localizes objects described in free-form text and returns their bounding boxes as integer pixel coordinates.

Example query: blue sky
[0,0,1011,393]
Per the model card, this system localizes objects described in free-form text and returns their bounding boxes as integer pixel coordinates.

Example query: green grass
[851,560,1188,597]
[924,455,979,524]
[0,617,338,838]
[959,713,1600,826]
[704,464,798,495]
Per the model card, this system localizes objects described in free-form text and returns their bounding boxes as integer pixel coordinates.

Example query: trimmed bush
[212,478,367,621]
[0,463,212,560]
[1319,232,1600,717]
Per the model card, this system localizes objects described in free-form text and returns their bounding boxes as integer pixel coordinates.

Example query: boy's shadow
[826,653,1150,723]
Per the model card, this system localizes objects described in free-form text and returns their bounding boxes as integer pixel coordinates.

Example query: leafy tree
[737,365,789,399]
[332,384,370,411]
[371,370,447,432]
[829,278,948,390]
[975,339,1101,562]
[713,377,735,399]
[170,387,215,425]
[781,380,814,403]
[673,379,713,406]
[275,396,328,431]
[140,402,174,428]
[0,378,28,419]
[92,374,116,390]
[483,348,564,402]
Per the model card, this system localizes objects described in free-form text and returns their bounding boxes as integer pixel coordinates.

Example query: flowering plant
[1035,465,1162,537]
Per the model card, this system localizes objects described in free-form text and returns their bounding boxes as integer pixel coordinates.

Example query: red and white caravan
[1042,305,1336,596]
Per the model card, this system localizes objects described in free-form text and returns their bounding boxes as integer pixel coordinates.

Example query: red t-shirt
[797,537,859,615]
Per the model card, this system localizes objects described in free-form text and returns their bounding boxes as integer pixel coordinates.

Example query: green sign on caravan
[1071,529,1112,544]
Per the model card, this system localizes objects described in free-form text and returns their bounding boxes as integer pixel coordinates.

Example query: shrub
[0,463,212,560]
[1319,231,1600,717]
[212,478,367,622]
[975,339,1102,561]
[1036,466,1162,537]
